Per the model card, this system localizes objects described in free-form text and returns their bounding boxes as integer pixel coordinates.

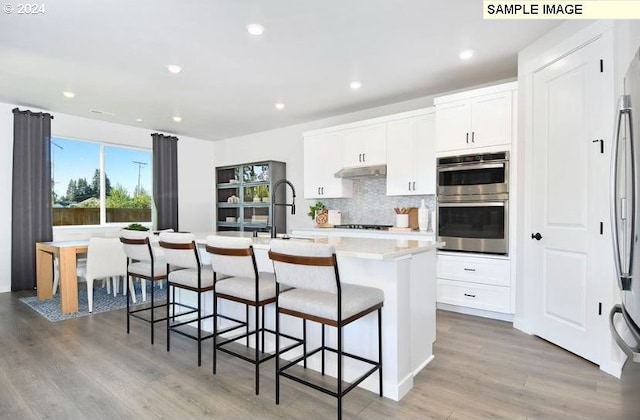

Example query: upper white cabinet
[304,107,438,199]
[303,132,353,199]
[386,109,436,196]
[342,123,387,167]
[435,82,517,153]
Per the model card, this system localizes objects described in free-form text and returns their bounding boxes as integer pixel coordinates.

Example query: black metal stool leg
[275,308,281,405]
[303,318,307,368]
[378,308,383,397]
[166,284,171,352]
[213,294,218,375]
[321,324,326,375]
[151,278,155,345]
[255,304,260,395]
[126,274,130,334]
[261,305,266,352]
[197,290,202,366]
[337,322,343,420]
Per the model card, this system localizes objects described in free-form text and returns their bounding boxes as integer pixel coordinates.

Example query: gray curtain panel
[11,108,54,291]
[152,133,179,231]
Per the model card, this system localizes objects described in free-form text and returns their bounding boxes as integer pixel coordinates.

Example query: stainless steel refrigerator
[610,46,640,417]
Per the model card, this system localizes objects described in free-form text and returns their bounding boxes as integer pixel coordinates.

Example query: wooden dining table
[35,240,88,313]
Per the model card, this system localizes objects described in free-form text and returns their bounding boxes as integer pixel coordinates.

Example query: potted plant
[124,223,149,231]
[257,185,269,202]
[307,201,328,225]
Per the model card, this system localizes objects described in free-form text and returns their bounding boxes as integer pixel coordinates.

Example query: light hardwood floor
[1,291,633,420]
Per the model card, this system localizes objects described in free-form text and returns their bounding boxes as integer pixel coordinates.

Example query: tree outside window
[51,137,152,226]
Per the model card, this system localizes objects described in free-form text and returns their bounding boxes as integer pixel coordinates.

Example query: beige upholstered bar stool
[268,240,384,420]
[120,229,168,345]
[205,235,278,395]
[159,232,214,366]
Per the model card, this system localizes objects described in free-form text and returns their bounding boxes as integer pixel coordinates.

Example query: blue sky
[51,137,152,198]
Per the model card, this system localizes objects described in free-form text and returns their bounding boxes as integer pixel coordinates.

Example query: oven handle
[438,201,506,207]
[437,163,505,172]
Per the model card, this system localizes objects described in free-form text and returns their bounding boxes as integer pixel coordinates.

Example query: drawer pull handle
[464,293,476,298]
[463,268,476,272]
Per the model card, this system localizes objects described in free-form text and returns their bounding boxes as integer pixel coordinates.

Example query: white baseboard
[413,354,435,377]
[600,359,624,379]
[513,317,534,335]
[437,302,514,322]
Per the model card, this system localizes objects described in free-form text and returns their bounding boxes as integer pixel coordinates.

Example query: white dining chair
[76,237,128,313]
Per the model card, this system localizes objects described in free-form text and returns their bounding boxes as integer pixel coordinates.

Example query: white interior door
[530,38,609,364]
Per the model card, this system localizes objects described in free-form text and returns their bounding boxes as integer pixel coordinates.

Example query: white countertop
[292,227,436,240]
[196,232,441,260]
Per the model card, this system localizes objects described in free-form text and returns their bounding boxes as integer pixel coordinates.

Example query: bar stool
[205,235,279,395]
[159,232,214,366]
[268,240,384,420]
[120,229,168,345]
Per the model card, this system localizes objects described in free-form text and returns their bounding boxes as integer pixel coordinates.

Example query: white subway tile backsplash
[320,178,435,225]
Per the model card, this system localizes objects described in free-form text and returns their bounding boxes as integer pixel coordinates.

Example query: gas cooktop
[334,224,393,231]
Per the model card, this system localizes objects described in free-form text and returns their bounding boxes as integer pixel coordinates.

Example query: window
[51,137,152,226]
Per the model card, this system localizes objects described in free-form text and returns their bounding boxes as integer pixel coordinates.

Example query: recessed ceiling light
[136,118,143,123]
[459,49,474,60]
[167,64,182,74]
[63,91,75,98]
[172,116,182,122]
[247,23,265,36]
[350,81,362,90]
[275,103,285,110]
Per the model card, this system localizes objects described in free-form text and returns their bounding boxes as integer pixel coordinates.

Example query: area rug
[20,283,167,322]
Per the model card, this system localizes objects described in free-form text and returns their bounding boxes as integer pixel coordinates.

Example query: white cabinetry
[386,109,436,196]
[342,123,387,167]
[437,253,511,315]
[435,82,516,153]
[303,107,438,199]
[304,132,353,199]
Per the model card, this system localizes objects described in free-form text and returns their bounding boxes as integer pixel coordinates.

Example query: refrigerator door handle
[610,305,640,363]
[611,95,633,291]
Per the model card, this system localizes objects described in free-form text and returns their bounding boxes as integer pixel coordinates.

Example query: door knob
[531,232,542,240]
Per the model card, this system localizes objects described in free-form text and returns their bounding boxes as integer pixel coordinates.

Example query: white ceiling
[0,0,561,141]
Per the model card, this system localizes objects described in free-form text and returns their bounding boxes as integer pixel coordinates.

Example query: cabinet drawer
[437,254,510,286]
[437,279,510,313]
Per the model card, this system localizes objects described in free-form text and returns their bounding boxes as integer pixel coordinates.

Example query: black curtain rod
[12,107,54,119]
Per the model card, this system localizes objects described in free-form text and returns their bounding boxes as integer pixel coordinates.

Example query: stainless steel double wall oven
[437,151,509,255]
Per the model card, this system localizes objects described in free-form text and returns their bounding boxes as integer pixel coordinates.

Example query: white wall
[0,104,13,293]
[211,79,515,231]
[0,101,214,293]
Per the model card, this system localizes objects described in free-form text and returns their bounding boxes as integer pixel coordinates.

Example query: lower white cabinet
[437,253,511,314]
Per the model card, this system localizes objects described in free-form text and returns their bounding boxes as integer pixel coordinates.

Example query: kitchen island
[192,233,441,401]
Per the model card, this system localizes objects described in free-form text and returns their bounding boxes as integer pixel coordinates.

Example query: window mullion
[100,145,106,225]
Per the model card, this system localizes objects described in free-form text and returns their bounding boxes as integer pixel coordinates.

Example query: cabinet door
[386,113,436,196]
[470,91,513,148]
[435,101,471,153]
[304,133,352,199]
[386,118,414,195]
[342,123,387,167]
[412,113,436,195]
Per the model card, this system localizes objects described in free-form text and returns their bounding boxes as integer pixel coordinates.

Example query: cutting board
[408,207,418,230]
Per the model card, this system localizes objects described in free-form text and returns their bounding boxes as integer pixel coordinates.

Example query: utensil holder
[396,214,409,228]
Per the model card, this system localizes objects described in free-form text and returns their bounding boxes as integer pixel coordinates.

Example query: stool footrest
[169,323,215,342]
[217,339,277,364]
[279,345,381,399]
[130,311,168,324]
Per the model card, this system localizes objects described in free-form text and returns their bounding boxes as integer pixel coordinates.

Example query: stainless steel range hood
[334,164,387,179]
